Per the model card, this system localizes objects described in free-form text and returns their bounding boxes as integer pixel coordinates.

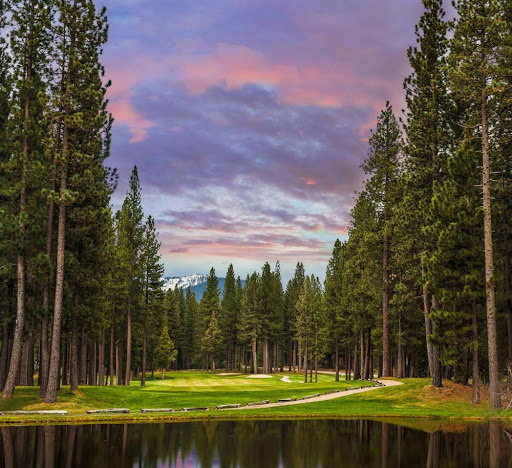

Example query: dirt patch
[418,379,488,405]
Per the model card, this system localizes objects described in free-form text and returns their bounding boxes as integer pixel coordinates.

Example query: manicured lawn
[0,372,509,425]
[0,371,370,414]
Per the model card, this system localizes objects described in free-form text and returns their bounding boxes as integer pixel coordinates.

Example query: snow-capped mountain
[162,274,244,301]
[162,274,209,292]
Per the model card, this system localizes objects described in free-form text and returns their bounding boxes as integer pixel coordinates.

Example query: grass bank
[0,372,509,425]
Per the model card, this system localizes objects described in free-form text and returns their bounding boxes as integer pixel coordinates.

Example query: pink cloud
[105,54,171,143]
[171,41,401,117]
[109,98,155,143]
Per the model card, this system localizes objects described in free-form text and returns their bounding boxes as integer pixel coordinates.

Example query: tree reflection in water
[0,419,510,467]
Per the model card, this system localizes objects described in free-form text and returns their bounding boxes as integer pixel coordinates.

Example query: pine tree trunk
[98,332,105,386]
[90,342,97,386]
[422,268,436,377]
[118,326,124,385]
[125,310,132,386]
[116,345,121,385]
[397,314,403,379]
[353,340,360,380]
[2,2,35,400]
[61,343,68,386]
[382,233,391,377]
[40,156,57,398]
[292,342,296,372]
[346,347,351,381]
[335,339,340,381]
[109,312,114,386]
[360,333,365,380]
[263,339,269,374]
[287,340,292,371]
[70,310,79,391]
[365,333,371,379]
[274,341,278,373]
[297,342,302,374]
[3,221,27,398]
[19,335,31,386]
[251,339,257,374]
[141,328,146,387]
[503,229,512,373]
[44,125,69,402]
[303,341,308,383]
[0,325,9,390]
[481,69,501,409]
[79,330,87,385]
[430,295,443,387]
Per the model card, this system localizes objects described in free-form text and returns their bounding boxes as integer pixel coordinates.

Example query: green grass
[0,372,510,425]
[0,371,368,413]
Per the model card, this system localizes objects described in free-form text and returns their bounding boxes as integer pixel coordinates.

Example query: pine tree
[309,275,325,383]
[260,262,275,374]
[343,193,381,379]
[448,0,511,409]
[403,0,452,388]
[239,272,262,374]
[182,288,198,369]
[201,311,222,371]
[117,166,144,386]
[199,268,221,368]
[2,0,54,400]
[283,262,305,372]
[0,0,13,391]
[45,0,110,403]
[324,240,344,380]
[220,264,237,371]
[166,288,182,369]
[154,325,177,379]
[295,276,311,383]
[271,261,284,372]
[362,102,402,377]
[424,141,483,386]
[140,215,164,386]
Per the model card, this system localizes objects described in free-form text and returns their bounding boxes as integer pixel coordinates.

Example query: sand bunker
[218,373,242,376]
[280,376,292,383]
[246,374,272,379]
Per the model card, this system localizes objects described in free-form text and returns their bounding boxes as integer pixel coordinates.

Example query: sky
[103,0,428,283]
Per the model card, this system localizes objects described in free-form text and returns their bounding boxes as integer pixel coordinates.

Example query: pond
[0,419,510,467]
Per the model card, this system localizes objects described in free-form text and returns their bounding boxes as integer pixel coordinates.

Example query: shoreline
[0,410,507,428]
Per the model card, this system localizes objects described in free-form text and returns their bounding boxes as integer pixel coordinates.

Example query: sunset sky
[104,0,435,282]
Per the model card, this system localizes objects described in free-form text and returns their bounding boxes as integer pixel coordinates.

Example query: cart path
[227,379,403,410]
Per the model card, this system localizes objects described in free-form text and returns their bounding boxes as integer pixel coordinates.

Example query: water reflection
[0,419,510,467]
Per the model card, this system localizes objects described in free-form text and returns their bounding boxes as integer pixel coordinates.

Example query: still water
[0,419,510,467]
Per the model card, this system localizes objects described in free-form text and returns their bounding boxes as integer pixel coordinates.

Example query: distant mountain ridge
[162,274,230,300]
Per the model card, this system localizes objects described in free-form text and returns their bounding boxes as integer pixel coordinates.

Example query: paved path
[229,379,403,410]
